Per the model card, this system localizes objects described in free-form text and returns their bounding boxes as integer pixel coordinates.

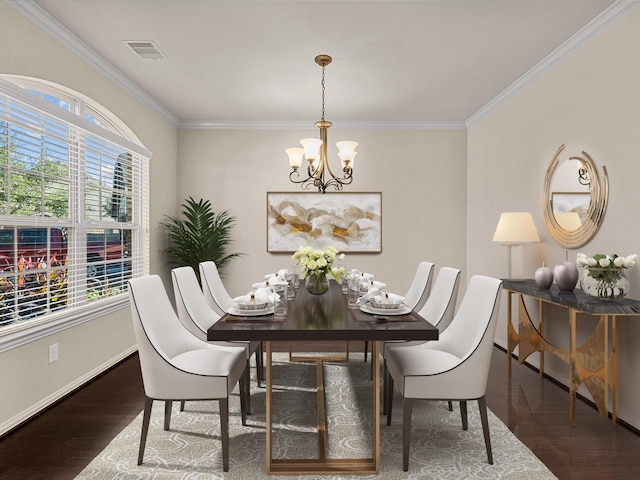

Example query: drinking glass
[273,284,288,319]
[348,276,360,308]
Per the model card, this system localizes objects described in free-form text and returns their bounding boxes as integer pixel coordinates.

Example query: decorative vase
[554,261,579,292]
[534,265,554,289]
[579,267,629,300]
[305,273,330,295]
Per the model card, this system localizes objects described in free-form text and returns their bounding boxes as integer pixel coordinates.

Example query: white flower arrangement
[292,246,345,282]
[576,252,637,284]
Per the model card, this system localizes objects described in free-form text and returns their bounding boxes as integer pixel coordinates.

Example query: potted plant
[160,197,243,279]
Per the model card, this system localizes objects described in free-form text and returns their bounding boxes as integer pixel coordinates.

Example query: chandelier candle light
[286,55,358,193]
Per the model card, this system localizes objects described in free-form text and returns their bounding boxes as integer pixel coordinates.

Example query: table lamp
[492,212,540,280]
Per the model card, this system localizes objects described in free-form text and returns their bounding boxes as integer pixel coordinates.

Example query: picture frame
[551,192,590,225]
[266,192,382,253]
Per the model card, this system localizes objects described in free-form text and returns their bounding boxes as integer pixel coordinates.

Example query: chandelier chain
[321,64,326,122]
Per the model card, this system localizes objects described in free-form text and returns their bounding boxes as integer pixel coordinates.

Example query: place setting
[346,270,415,321]
[227,270,294,320]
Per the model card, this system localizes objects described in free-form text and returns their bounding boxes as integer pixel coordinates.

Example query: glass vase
[579,267,629,300]
[305,273,330,295]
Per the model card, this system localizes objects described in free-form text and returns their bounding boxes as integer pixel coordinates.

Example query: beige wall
[0,2,177,434]
[176,128,468,297]
[468,7,640,428]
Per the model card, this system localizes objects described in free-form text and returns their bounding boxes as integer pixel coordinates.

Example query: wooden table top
[207,280,439,342]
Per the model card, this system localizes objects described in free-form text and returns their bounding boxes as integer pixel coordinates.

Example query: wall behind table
[177,128,468,298]
[468,6,640,428]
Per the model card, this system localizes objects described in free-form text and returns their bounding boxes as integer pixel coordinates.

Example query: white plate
[227,306,274,316]
[359,304,412,316]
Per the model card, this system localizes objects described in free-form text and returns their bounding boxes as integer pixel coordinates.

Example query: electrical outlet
[48,343,58,363]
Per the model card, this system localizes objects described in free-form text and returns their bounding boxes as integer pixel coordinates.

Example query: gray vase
[534,266,554,289]
[554,261,579,292]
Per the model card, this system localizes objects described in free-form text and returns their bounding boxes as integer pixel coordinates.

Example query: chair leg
[382,360,389,415]
[256,343,264,388]
[447,400,453,411]
[245,359,252,415]
[478,396,493,464]
[386,373,395,426]
[219,397,230,472]
[239,370,248,426]
[163,400,173,431]
[402,398,413,472]
[180,400,186,411]
[460,400,468,430]
[137,397,153,465]
[364,341,368,362]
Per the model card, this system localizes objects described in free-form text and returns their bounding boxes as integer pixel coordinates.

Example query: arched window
[0,75,150,336]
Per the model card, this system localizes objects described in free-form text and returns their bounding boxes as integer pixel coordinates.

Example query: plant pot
[305,273,330,295]
[580,267,629,300]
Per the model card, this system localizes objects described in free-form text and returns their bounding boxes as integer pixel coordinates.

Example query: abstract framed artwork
[267,192,382,253]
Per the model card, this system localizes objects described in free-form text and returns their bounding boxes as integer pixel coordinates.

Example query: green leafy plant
[160,197,243,279]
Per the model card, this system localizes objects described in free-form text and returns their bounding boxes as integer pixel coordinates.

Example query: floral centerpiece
[292,246,345,295]
[576,252,637,299]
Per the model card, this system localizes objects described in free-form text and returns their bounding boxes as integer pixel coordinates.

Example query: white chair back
[172,266,221,340]
[129,275,215,398]
[428,275,503,392]
[403,261,434,311]
[200,261,234,315]
[417,267,460,332]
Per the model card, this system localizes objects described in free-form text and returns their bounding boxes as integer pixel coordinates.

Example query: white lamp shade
[285,147,304,169]
[336,140,358,167]
[300,138,323,161]
[492,212,540,244]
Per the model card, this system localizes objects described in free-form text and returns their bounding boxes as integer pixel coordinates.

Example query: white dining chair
[403,261,435,312]
[381,266,461,414]
[129,274,248,472]
[385,275,503,471]
[172,266,262,410]
[364,261,435,362]
[199,261,234,316]
[199,261,265,385]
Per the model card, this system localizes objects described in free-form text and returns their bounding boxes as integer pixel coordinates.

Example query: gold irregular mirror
[543,144,608,249]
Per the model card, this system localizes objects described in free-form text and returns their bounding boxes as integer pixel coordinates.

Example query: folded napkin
[356,288,382,305]
[357,289,404,306]
[252,276,287,289]
[233,287,275,306]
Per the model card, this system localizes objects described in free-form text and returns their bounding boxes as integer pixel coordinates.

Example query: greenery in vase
[160,197,243,280]
[576,252,637,284]
[292,246,345,284]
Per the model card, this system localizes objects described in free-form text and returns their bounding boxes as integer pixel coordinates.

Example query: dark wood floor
[1,343,639,479]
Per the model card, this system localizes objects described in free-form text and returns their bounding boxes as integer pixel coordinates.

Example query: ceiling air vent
[124,40,167,60]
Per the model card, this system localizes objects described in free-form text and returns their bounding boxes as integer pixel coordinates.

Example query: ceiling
[17,0,629,127]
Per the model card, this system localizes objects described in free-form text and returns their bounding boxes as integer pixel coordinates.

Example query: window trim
[0,75,150,350]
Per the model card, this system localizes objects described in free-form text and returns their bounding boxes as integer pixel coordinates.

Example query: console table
[503,279,640,425]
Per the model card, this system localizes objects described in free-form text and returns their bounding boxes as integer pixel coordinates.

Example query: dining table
[207,278,438,475]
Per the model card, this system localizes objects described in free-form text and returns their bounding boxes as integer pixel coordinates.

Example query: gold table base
[265,341,380,475]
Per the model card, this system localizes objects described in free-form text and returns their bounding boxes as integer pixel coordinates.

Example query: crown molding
[8,0,179,126]
[466,0,640,127]
[178,120,467,130]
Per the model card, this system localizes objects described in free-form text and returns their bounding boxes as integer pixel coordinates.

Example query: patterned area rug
[75,354,556,479]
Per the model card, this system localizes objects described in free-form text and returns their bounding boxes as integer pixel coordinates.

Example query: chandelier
[285,54,358,193]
